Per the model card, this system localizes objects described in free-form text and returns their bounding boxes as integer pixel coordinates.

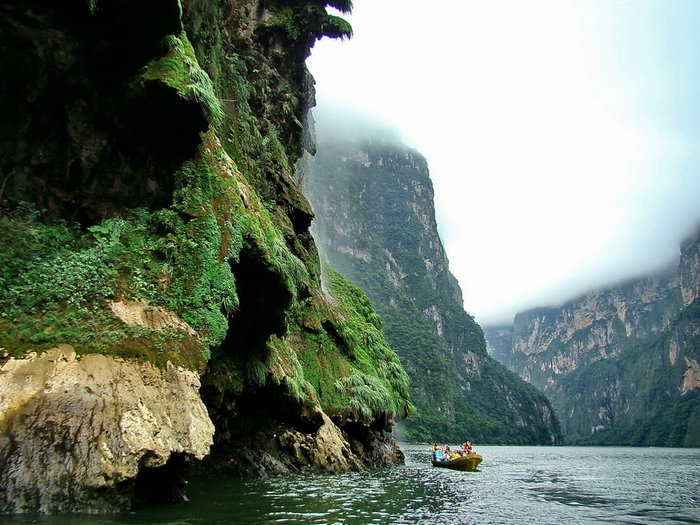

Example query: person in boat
[441,445,451,461]
[465,441,473,455]
[432,443,440,460]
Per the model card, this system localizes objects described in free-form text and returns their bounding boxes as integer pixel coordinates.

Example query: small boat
[431,454,482,471]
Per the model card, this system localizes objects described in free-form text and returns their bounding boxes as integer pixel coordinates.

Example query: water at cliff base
[3,445,699,524]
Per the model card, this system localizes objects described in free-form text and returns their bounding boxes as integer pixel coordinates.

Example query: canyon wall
[485,229,700,445]
[306,134,562,445]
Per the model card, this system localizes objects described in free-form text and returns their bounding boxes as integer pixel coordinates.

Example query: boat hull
[431,454,482,471]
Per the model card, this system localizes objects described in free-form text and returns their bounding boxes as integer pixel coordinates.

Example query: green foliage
[139,32,224,125]
[0,204,209,368]
[0,207,109,312]
[264,8,302,42]
[307,139,561,444]
[264,260,413,426]
[283,374,315,404]
[321,14,353,40]
[321,265,413,421]
[335,374,391,422]
[159,211,237,347]
[289,330,351,410]
[260,7,352,44]
[246,357,268,387]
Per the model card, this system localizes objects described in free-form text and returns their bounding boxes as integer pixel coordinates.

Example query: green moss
[2,0,415,437]
[0,204,210,369]
[0,139,254,362]
[282,375,314,404]
[318,265,413,422]
[246,357,268,386]
[321,14,353,40]
[139,32,223,125]
[255,262,413,426]
[260,6,352,45]
[286,329,352,412]
[263,8,302,42]
[335,374,391,422]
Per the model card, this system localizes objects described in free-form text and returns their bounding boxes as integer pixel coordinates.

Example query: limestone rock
[0,346,214,514]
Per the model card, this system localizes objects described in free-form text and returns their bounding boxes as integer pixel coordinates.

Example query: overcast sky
[306,0,700,326]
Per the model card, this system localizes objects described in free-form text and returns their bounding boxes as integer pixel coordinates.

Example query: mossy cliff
[305,132,562,445]
[0,0,409,514]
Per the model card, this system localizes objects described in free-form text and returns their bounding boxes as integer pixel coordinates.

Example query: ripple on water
[0,445,698,524]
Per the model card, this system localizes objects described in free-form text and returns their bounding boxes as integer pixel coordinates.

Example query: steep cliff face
[680,228,700,306]
[485,231,700,446]
[509,271,681,389]
[0,0,410,514]
[306,135,562,445]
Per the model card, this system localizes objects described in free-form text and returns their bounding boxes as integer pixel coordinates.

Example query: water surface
[3,445,699,524]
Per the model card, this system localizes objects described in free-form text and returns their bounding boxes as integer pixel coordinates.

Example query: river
[2,445,699,524]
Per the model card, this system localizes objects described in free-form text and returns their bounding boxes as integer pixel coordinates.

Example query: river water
[3,445,700,524]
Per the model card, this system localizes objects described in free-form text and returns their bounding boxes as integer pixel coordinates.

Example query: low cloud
[308,0,700,326]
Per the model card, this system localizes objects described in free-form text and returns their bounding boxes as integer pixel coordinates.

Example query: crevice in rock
[198,378,322,475]
[131,452,190,506]
[339,419,405,468]
[225,245,292,357]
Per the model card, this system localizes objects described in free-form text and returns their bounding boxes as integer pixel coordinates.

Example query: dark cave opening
[198,376,323,474]
[131,453,190,507]
[195,242,309,470]
[224,246,293,356]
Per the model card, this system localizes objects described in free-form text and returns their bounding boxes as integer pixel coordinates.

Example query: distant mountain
[485,230,700,446]
[305,135,562,445]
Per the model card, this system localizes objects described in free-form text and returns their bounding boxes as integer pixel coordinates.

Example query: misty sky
[306,0,700,325]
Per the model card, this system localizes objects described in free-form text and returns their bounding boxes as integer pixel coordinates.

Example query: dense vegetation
[306,136,561,444]
[0,0,410,445]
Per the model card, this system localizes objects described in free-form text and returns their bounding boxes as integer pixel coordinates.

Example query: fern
[336,374,392,423]
[246,357,268,386]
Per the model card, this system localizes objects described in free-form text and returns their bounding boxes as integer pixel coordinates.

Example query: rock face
[680,228,700,306]
[0,345,214,513]
[485,229,700,446]
[306,134,562,445]
[0,0,408,514]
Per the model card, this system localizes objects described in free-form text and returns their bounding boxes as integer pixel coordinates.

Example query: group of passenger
[432,441,474,462]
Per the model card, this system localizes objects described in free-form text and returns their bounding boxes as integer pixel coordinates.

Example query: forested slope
[306,131,562,445]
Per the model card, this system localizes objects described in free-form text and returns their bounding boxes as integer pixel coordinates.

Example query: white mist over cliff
[308,0,700,325]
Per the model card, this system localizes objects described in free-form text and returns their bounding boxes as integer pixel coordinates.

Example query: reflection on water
[1,445,699,524]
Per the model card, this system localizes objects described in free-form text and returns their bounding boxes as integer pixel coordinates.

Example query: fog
[307,0,700,325]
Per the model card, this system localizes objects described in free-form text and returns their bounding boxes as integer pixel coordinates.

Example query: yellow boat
[431,454,482,471]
